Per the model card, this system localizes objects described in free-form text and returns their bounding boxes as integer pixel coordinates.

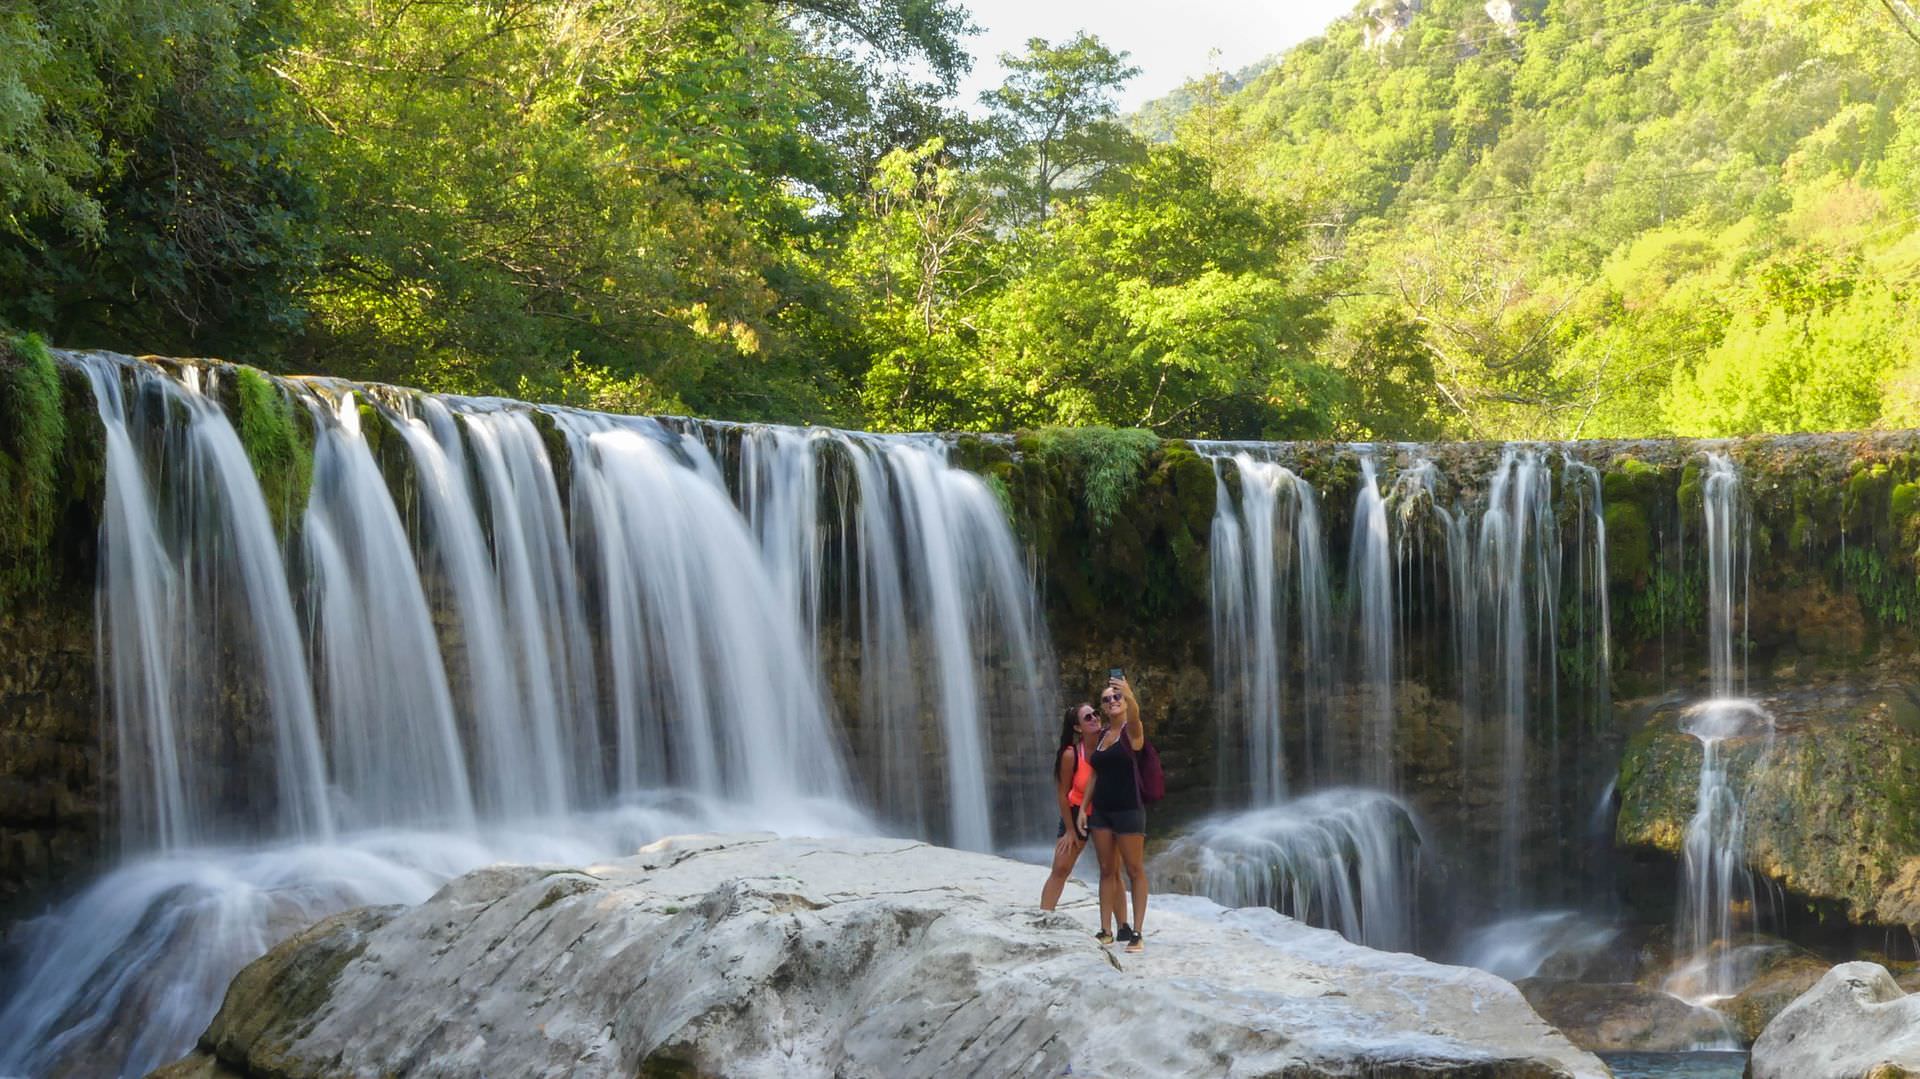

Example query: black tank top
[1088,733,1142,812]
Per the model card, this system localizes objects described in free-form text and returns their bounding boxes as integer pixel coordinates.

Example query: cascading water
[1348,451,1397,790]
[723,426,1054,849]
[559,413,853,810]
[301,387,478,831]
[1668,453,1769,1008]
[1206,452,1330,801]
[0,353,1055,1077]
[1196,442,1615,945]
[76,356,332,849]
[1152,790,1422,951]
[1471,448,1562,899]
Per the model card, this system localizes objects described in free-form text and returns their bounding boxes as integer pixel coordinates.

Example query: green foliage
[1626,562,1705,644]
[0,334,69,606]
[10,0,1920,443]
[1032,426,1160,531]
[1835,546,1920,627]
[0,0,316,357]
[975,146,1339,437]
[1142,0,1920,440]
[232,366,312,535]
[980,32,1143,223]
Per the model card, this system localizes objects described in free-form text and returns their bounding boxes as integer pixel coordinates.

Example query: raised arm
[1115,677,1144,750]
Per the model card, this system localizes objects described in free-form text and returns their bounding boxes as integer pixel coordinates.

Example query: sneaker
[1115,923,1137,944]
[1094,930,1114,946]
[1125,935,1144,954]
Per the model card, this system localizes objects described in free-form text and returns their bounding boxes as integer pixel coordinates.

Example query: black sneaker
[1115,923,1137,944]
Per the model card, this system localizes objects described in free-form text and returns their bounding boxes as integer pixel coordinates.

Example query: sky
[950,0,1359,115]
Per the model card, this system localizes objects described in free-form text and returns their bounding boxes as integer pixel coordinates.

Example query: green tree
[980,33,1143,224]
[978,147,1337,437]
[839,138,1000,430]
[0,0,315,355]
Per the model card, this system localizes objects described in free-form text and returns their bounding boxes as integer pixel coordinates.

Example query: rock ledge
[159,833,1605,1078]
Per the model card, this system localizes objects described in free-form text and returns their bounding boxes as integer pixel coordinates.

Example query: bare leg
[1091,828,1120,935]
[1039,833,1085,911]
[1118,833,1148,942]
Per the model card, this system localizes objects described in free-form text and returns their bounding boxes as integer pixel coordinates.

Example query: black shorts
[1088,807,1145,836]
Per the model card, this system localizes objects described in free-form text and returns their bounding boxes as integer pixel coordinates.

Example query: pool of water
[1599,1051,1748,1079]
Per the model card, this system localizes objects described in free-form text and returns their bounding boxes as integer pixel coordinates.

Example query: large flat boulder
[1749,962,1920,1079]
[159,833,1605,1078]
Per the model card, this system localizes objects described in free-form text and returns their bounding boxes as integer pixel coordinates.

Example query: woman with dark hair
[1039,701,1101,910]
[1086,676,1148,952]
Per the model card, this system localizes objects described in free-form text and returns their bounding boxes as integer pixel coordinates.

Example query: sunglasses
[1101,693,1123,704]
[1078,711,1099,722]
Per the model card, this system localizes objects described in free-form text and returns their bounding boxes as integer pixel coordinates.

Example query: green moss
[0,333,70,608]
[981,473,1013,519]
[1836,546,1920,627]
[1676,458,1703,517]
[1892,482,1919,522]
[1604,502,1652,585]
[1844,464,1893,532]
[1031,426,1161,531]
[1602,455,1665,507]
[233,366,314,536]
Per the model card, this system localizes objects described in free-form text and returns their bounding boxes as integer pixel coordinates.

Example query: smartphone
[1108,666,1124,681]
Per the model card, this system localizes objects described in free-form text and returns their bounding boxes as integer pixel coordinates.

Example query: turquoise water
[1599,1051,1748,1079]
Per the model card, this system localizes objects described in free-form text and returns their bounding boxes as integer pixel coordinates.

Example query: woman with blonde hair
[1084,675,1148,952]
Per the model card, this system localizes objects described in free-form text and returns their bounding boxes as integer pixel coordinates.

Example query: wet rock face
[160,834,1606,1079]
[1749,962,1920,1079]
[0,593,103,920]
[1614,686,1920,931]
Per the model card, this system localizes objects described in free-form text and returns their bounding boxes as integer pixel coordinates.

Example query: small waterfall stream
[1667,454,1770,1010]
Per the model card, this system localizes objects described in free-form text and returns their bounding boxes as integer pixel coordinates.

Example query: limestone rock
[1615,686,1920,930]
[1514,978,1732,1052]
[170,834,1606,1078]
[1722,944,1833,1044]
[1750,962,1920,1079]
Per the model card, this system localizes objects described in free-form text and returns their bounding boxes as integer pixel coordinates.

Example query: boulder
[162,834,1606,1078]
[1750,962,1920,1079]
[1615,686,1920,931]
[1514,978,1733,1052]
[1721,944,1833,1044]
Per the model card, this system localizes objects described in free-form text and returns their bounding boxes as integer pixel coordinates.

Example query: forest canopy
[1,0,1916,439]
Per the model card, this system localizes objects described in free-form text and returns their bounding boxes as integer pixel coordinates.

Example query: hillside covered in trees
[2,0,1917,439]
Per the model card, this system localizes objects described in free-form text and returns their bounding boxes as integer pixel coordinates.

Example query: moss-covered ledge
[1616,687,1920,931]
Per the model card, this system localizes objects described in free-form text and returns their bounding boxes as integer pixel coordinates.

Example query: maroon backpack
[1135,741,1165,805]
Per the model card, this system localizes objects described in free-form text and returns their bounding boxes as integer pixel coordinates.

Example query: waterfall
[1703,453,1748,699]
[1152,790,1422,952]
[726,426,1054,849]
[1471,448,1561,899]
[2,353,1058,1077]
[76,356,331,849]
[1198,442,1614,930]
[300,387,478,831]
[1669,452,1767,1007]
[1348,451,1396,789]
[558,414,852,810]
[1205,451,1330,801]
